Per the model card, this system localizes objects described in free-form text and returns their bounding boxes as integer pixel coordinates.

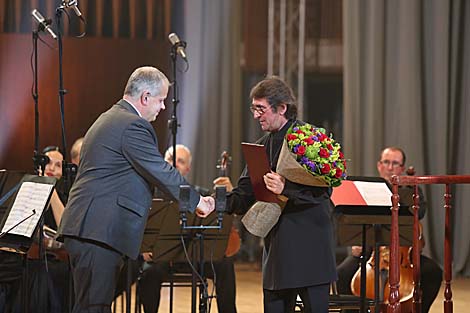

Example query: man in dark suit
[214,77,337,313]
[58,66,215,313]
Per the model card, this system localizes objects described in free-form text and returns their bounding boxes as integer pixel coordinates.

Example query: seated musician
[0,146,71,313]
[30,146,71,313]
[336,146,442,313]
[136,144,238,313]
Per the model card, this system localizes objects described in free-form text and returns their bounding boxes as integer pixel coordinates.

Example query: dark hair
[42,146,61,155]
[380,146,407,165]
[249,76,297,119]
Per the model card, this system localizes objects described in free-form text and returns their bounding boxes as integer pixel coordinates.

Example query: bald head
[164,145,192,177]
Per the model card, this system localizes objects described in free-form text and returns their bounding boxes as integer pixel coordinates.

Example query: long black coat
[227,119,338,290]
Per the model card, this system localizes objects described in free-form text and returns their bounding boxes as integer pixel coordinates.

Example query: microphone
[62,0,82,17]
[31,9,57,39]
[179,185,191,227]
[215,186,226,225]
[168,33,187,61]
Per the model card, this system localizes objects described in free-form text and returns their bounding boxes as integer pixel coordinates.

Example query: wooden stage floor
[114,262,470,313]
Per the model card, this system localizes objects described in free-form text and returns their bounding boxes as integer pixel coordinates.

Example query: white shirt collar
[123,99,142,118]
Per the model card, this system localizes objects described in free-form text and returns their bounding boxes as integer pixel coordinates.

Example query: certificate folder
[241,143,279,203]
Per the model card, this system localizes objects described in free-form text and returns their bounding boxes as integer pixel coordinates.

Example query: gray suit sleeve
[121,120,200,212]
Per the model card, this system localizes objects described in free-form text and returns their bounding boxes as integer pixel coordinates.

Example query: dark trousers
[65,237,124,313]
[138,257,237,313]
[263,283,330,313]
[336,254,442,313]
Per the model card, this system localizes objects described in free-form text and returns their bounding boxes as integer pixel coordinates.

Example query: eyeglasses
[249,104,269,115]
[379,160,403,168]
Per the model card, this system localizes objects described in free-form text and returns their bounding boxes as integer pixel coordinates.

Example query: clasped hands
[195,196,215,218]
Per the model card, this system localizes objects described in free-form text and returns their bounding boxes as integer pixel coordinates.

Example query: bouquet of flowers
[277,122,346,187]
[242,122,347,238]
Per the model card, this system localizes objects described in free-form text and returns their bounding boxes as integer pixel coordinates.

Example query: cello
[350,246,415,312]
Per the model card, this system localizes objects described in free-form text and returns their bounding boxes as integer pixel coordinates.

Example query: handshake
[191,176,233,218]
[195,196,215,218]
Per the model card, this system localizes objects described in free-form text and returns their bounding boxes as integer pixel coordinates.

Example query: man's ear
[278,104,287,115]
[140,92,148,105]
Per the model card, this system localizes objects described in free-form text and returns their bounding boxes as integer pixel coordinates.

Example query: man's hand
[213,176,233,192]
[195,196,215,217]
[351,246,362,257]
[142,252,153,262]
[264,171,285,195]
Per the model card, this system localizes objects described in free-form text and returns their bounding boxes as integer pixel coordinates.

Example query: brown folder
[241,143,279,203]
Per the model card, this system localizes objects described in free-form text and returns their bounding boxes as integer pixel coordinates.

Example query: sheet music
[1,182,53,237]
[354,181,393,206]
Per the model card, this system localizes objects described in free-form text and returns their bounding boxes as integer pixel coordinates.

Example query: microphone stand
[168,40,187,166]
[29,24,49,313]
[31,28,49,175]
[179,186,226,313]
[169,44,180,166]
[55,7,78,197]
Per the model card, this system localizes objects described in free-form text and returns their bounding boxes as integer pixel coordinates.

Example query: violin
[217,151,241,257]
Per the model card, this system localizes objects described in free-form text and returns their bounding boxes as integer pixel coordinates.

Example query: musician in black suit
[214,77,337,313]
[336,147,442,313]
[57,66,215,313]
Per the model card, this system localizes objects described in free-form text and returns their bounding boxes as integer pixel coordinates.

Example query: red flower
[335,168,343,178]
[339,151,344,159]
[287,134,297,141]
[327,144,333,151]
[296,145,306,155]
[296,129,304,135]
[319,148,329,158]
[321,164,331,174]
[304,137,314,145]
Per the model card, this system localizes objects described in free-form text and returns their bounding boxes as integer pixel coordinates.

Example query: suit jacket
[227,119,338,290]
[58,100,200,259]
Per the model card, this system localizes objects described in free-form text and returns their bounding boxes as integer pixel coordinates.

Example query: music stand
[0,173,56,313]
[0,174,56,251]
[331,176,414,313]
[142,199,232,313]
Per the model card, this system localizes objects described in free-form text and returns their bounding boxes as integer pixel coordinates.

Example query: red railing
[388,175,470,313]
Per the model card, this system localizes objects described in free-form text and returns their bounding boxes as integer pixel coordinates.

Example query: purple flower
[312,136,319,142]
[307,161,316,171]
[293,127,299,132]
